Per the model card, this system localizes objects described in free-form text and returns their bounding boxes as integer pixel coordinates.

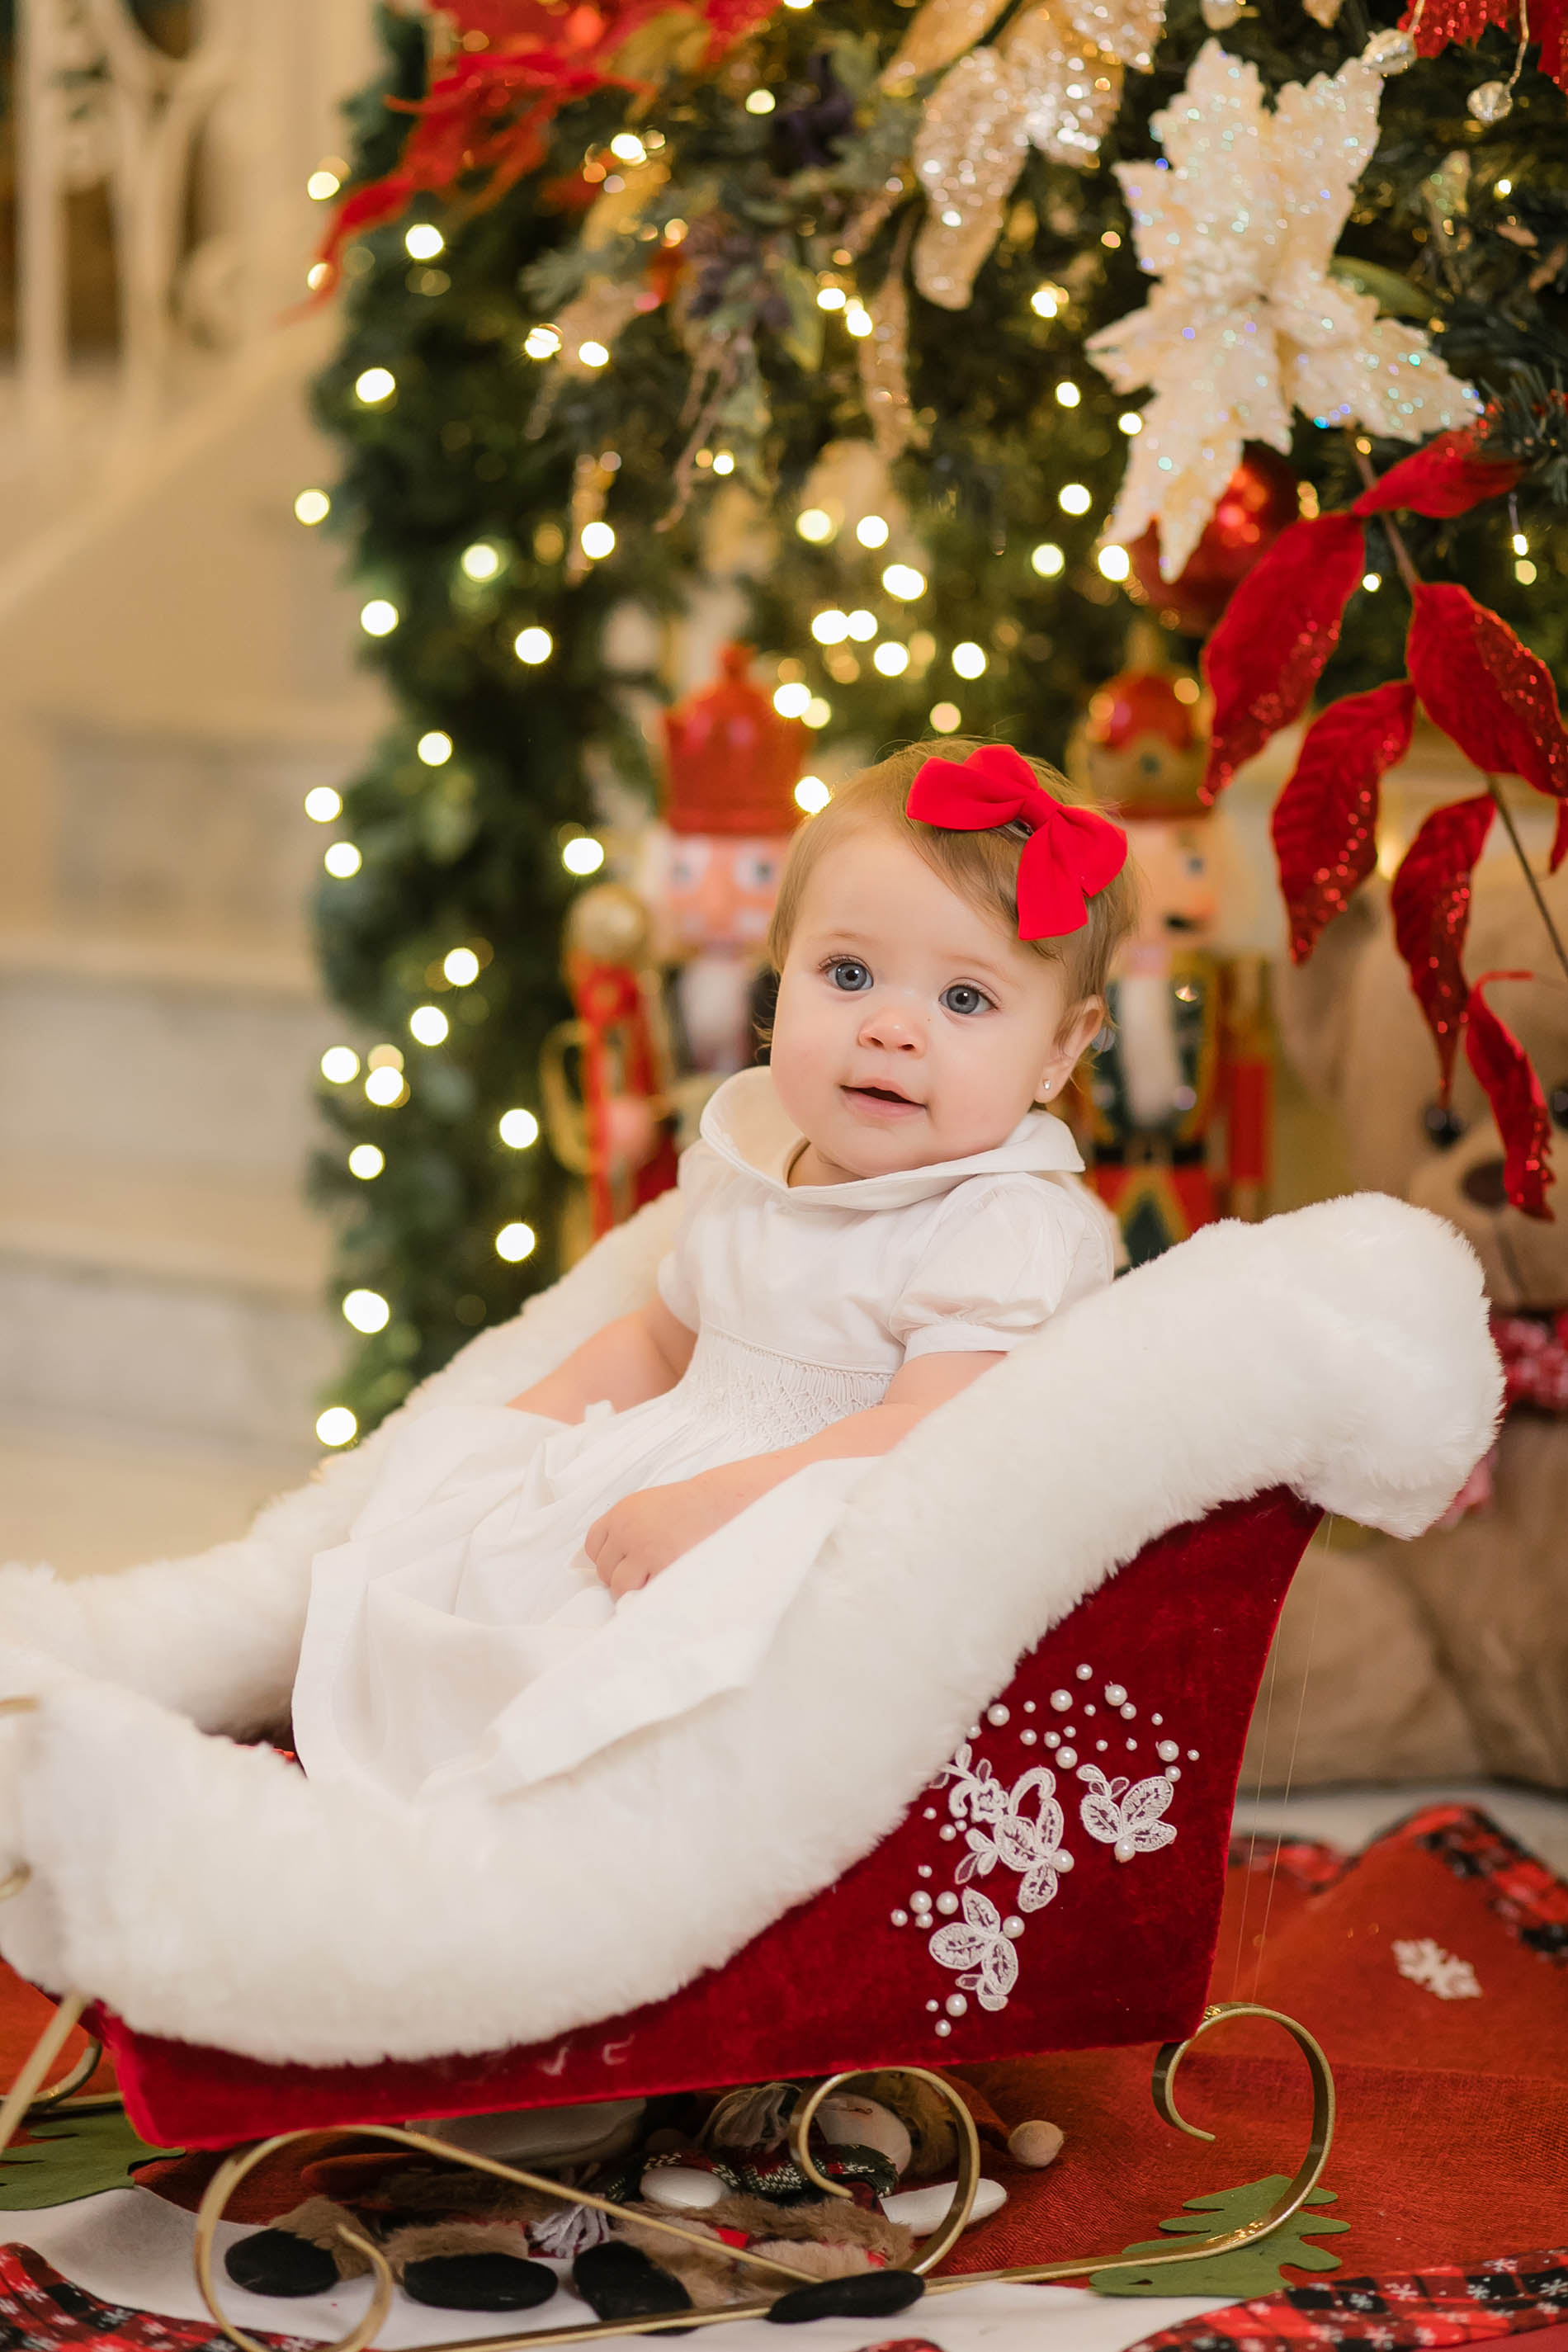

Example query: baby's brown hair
[767,739,1138,1010]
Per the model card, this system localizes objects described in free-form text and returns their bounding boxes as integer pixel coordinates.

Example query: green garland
[309,0,1567,1437]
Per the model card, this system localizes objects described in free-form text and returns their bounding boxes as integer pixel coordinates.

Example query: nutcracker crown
[1067,664,1211,824]
[661,644,807,837]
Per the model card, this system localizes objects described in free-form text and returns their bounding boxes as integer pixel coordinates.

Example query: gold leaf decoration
[882,0,1013,88]
[1060,0,1164,69]
[859,236,928,461]
[912,46,1032,308]
[1000,0,1125,167]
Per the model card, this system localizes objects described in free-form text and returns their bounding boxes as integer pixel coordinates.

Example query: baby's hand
[585,1465,762,1599]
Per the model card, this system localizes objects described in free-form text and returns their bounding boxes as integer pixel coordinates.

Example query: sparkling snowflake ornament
[1087,43,1478,576]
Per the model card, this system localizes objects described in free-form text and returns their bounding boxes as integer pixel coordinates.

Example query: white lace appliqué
[899,1664,1188,2036]
[1393,1937,1481,2000]
[1076,1763,1178,1863]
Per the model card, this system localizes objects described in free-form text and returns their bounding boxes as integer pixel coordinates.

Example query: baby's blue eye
[941,984,990,1017]
[828,958,873,992]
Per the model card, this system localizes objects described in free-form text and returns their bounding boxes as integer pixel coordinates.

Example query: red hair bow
[905,744,1129,940]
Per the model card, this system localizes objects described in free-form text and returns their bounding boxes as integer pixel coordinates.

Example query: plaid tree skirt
[1122,2247,1568,2352]
[0,2242,1563,2352]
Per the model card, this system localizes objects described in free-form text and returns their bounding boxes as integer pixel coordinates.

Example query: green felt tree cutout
[0,2109,182,2210]
[1090,2175,1348,2298]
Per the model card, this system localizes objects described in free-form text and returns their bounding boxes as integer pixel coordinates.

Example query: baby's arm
[507,1296,697,1424]
[585,1349,998,1597]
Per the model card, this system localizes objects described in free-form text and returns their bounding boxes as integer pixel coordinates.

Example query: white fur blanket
[0,1193,1498,2069]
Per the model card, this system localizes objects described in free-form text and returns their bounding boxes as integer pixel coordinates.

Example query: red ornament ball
[1127,446,1300,635]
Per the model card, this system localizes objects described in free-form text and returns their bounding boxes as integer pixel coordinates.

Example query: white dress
[290,1069,1115,1810]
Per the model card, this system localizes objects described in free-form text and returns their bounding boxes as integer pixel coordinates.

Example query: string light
[847,608,877,640]
[294,488,330,525]
[1362,571,1382,593]
[369,1044,404,1070]
[803,696,832,728]
[745,88,776,112]
[816,285,848,312]
[856,514,890,548]
[404,223,444,260]
[360,599,398,635]
[609,133,646,163]
[499,1108,540,1148]
[1058,484,1092,516]
[1118,413,1143,436]
[305,786,342,822]
[952,642,987,678]
[409,1004,449,1045]
[321,1046,360,1084]
[514,626,553,664]
[305,263,329,291]
[774,682,812,717]
[874,642,909,675]
[1517,559,1537,583]
[881,563,926,599]
[365,1066,406,1105]
[324,842,361,876]
[342,1289,390,1334]
[1055,382,1081,408]
[354,366,394,404]
[1496,177,1513,195]
[580,521,616,558]
[348,1145,385,1179]
[496,1221,537,1262]
[460,542,501,579]
[316,1406,357,1447]
[812,609,850,644]
[307,168,342,201]
[524,325,561,359]
[711,451,735,475]
[418,730,453,764]
[563,836,606,875]
[795,777,831,814]
[1512,531,1529,555]
[1098,545,1131,582]
[443,947,480,985]
[930,701,961,733]
[577,340,610,368]
[1174,677,1201,705]
[663,220,687,245]
[845,305,873,337]
[1101,229,1122,249]
[796,508,834,542]
[1031,286,1060,318]
[1032,542,1065,575]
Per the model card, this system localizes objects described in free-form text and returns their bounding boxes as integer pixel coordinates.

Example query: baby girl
[288,741,1136,1807]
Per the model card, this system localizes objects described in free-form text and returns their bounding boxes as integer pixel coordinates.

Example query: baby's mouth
[843,1083,923,1110]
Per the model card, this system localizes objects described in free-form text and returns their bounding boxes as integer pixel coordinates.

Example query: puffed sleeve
[654,1140,728,1331]
[888,1176,1115,1360]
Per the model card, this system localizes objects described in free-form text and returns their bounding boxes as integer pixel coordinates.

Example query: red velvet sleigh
[89,1486,1319,2154]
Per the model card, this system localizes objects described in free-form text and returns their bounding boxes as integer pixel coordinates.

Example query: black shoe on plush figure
[573,2241,694,2325]
[402,2252,559,2311]
[225,2232,342,2299]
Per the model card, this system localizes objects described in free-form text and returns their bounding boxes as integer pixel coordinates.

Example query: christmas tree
[304,0,1568,1438]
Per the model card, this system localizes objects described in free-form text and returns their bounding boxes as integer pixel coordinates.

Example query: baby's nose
[858,996,923,1049]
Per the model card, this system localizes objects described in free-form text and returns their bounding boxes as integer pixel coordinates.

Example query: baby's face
[771,823,1099,1183]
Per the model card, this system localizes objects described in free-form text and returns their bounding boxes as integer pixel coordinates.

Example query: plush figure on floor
[1252,862,1568,1788]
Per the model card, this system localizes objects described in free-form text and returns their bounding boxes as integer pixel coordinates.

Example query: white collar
[699,1066,1084,1209]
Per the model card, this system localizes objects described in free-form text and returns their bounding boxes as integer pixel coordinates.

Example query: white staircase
[1,0,386,1566]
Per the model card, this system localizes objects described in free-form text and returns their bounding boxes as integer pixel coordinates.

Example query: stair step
[0,933,355,1174]
[0,1153,339,1455]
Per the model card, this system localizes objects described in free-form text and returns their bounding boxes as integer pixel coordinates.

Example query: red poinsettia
[1201,426,1562,1216]
[316,1,777,288]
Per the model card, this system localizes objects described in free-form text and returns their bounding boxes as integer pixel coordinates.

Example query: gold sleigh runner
[0,1978,1334,2350]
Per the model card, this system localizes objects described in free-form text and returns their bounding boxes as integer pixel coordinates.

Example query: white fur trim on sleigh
[0,1195,1497,2067]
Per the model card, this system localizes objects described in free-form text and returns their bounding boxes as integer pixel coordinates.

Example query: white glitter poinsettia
[1087,42,1479,577]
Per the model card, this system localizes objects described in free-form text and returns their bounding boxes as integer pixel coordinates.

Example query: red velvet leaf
[1465,971,1556,1220]
[1390,792,1495,1097]
[1407,585,1568,857]
[1271,682,1416,964]
[1351,429,1523,520]
[1202,515,1365,802]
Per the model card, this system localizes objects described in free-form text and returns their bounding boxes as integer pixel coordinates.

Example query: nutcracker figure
[650,641,808,1081]
[1068,658,1271,1266]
